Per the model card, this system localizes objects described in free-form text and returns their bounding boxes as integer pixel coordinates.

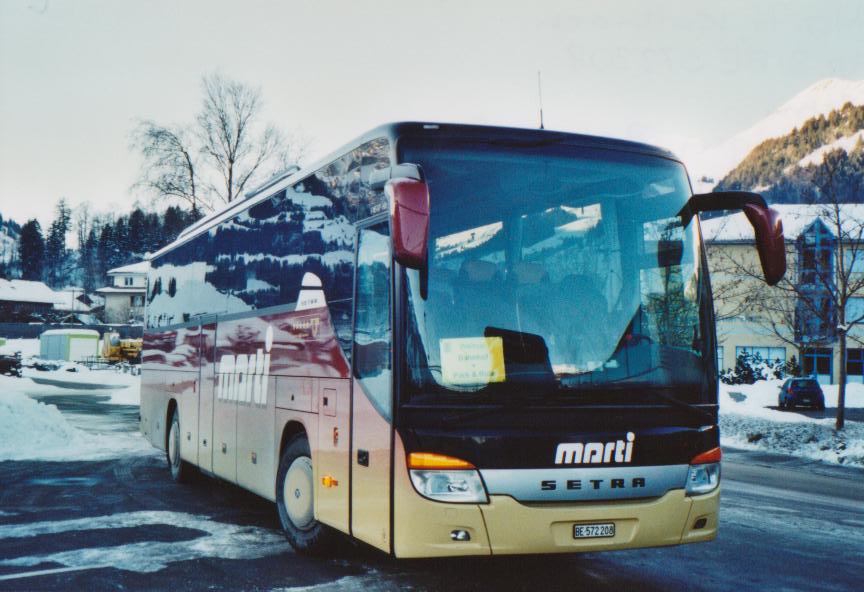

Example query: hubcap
[283,456,314,530]
[169,419,179,468]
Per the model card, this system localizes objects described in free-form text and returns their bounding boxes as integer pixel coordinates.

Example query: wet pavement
[0,394,861,591]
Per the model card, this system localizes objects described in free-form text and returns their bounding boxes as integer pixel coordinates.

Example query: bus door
[176,323,202,467]
[350,220,393,551]
[197,316,217,473]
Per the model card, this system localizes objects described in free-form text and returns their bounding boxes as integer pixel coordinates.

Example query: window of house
[799,221,834,286]
[847,297,864,323]
[844,250,864,274]
[717,345,725,369]
[124,277,134,286]
[846,348,864,379]
[802,348,832,383]
[735,345,786,365]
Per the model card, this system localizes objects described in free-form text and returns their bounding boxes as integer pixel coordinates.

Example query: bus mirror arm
[679,191,786,286]
[369,163,423,190]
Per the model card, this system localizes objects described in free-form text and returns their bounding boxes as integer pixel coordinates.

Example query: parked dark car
[779,377,825,410]
[0,352,22,377]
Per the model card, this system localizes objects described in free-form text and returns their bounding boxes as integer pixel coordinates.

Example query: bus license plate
[573,523,615,539]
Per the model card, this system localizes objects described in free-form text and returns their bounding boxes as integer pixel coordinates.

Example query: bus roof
[150,122,682,261]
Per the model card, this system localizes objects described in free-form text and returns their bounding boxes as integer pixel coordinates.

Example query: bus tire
[276,435,333,554]
[167,408,194,483]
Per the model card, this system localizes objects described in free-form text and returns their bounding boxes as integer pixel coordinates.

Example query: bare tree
[709,148,864,429]
[809,149,864,429]
[196,73,290,204]
[74,202,91,250]
[131,122,203,211]
[708,239,801,357]
[132,73,301,211]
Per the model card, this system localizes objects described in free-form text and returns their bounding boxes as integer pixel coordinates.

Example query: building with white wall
[96,261,149,324]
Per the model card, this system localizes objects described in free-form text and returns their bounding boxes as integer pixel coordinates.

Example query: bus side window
[353,222,392,420]
[356,137,391,219]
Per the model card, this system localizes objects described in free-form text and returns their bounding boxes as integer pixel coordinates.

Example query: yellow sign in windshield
[440,337,506,386]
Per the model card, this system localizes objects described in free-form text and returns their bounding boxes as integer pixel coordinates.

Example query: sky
[1,0,864,228]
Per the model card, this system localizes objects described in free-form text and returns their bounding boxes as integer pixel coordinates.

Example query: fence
[0,323,143,340]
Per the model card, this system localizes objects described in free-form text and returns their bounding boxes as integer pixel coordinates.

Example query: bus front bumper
[394,487,718,558]
[480,487,718,555]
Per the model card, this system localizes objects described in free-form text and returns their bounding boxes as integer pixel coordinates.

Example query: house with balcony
[96,261,149,324]
[704,204,864,385]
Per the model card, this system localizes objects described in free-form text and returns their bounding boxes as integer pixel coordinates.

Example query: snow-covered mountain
[695,79,864,186]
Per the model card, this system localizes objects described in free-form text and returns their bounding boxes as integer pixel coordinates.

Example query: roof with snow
[0,279,59,305]
[107,261,150,275]
[702,204,864,242]
[95,286,146,294]
[52,289,92,312]
[41,328,100,338]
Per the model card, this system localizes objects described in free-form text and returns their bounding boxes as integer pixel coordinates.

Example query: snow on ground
[720,380,864,467]
[0,337,148,461]
[2,338,140,404]
[0,384,151,462]
[0,338,40,358]
[0,373,140,405]
[21,363,138,396]
[0,511,291,573]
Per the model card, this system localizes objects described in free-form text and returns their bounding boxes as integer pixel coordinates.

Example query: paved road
[0,395,861,591]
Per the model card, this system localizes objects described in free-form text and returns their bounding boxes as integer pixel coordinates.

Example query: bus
[141,122,785,557]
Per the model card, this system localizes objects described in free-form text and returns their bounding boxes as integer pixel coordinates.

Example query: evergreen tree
[111,217,130,268]
[79,227,100,292]
[97,222,114,281]
[143,211,161,253]
[45,199,73,288]
[18,219,45,281]
[162,206,188,241]
[128,207,146,255]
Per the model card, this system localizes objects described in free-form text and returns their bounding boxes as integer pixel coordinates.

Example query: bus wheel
[167,408,193,482]
[276,435,333,554]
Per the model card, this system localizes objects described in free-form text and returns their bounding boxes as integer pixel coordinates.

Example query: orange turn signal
[408,452,475,470]
[690,447,722,465]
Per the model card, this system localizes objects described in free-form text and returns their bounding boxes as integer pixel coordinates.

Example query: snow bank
[0,338,39,358]
[721,413,864,467]
[720,380,864,467]
[107,380,141,405]
[21,364,139,395]
[0,386,150,461]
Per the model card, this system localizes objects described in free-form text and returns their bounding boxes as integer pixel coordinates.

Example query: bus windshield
[401,139,711,405]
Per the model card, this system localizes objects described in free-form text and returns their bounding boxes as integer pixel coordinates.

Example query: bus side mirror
[387,176,429,270]
[742,203,785,286]
[680,191,786,286]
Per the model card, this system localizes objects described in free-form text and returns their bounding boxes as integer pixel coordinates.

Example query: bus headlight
[409,469,488,503]
[686,447,722,496]
[685,463,720,495]
[407,452,488,503]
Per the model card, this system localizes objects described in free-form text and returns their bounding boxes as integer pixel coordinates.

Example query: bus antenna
[537,70,545,130]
